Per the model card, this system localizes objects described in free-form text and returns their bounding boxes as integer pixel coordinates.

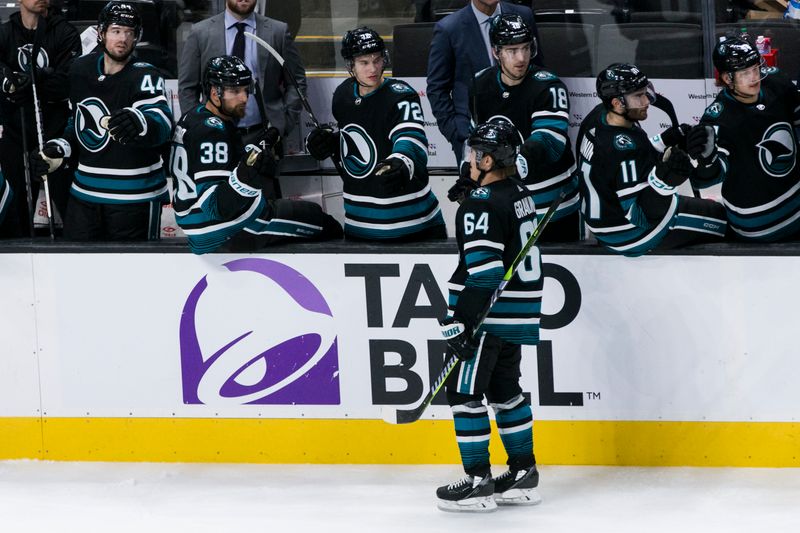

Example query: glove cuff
[125,107,148,137]
[386,153,414,179]
[229,167,261,198]
[50,138,72,159]
[648,166,677,196]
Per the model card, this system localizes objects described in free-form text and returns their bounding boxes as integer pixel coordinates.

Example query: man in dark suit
[178,0,306,141]
[426,0,542,162]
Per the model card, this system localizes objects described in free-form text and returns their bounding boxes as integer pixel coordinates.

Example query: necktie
[232,22,246,60]
[484,20,495,65]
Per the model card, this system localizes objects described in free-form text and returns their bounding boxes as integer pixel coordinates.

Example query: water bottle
[756,36,771,55]
[785,0,800,20]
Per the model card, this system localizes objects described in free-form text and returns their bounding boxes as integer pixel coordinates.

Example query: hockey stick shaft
[27,44,56,240]
[18,109,36,238]
[652,93,701,195]
[383,188,568,424]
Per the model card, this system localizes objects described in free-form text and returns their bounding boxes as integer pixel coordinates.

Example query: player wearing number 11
[304,27,445,241]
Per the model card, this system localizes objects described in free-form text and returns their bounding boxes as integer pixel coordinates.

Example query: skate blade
[437,496,498,513]
[495,488,542,506]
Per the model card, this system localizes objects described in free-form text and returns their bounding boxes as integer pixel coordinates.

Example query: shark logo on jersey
[390,82,413,94]
[75,97,111,152]
[757,122,796,178]
[205,117,224,130]
[705,102,723,119]
[340,123,377,179]
[17,44,49,72]
[613,134,636,151]
[534,70,556,81]
[471,187,490,199]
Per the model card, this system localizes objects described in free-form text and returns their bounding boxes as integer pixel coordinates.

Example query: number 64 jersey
[448,179,543,346]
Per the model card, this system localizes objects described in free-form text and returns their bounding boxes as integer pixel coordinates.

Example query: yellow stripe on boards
[0,417,42,459]
[1,418,798,466]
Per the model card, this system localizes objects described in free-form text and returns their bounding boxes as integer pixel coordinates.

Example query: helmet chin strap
[348,58,387,89]
[209,87,239,121]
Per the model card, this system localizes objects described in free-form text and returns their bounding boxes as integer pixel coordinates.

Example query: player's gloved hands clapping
[659,123,691,150]
[29,140,68,178]
[686,125,717,165]
[107,107,147,144]
[305,126,339,160]
[1,70,32,104]
[375,156,412,193]
[655,146,693,188]
[439,316,479,361]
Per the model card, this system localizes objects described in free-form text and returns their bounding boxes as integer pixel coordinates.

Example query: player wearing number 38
[30,1,173,241]
[305,27,446,242]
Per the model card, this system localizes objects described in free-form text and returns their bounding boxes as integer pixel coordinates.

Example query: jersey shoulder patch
[470,187,491,200]
[613,133,636,151]
[533,70,557,81]
[132,61,155,69]
[704,101,723,119]
[388,80,415,94]
[204,116,226,130]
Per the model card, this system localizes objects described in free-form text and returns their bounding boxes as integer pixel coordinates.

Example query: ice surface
[1,462,799,533]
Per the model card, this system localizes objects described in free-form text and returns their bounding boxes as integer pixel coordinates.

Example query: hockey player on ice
[436,119,542,513]
[688,36,800,242]
[170,55,342,254]
[467,13,580,241]
[576,63,727,256]
[304,27,446,242]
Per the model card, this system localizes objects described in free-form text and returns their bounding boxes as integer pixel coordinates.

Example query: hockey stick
[18,109,36,238]
[381,187,568,425]
[243,32,346,176]
[652,93,701,196]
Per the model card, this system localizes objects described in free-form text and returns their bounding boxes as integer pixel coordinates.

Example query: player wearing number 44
[30,1,173,241]
[575,63,727,257]
[436,119,543,513]
[304,27,446,241]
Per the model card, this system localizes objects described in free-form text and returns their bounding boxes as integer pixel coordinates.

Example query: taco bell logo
[180,258,340,405]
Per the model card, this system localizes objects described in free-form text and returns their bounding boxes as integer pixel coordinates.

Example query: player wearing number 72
[304,27,446,242]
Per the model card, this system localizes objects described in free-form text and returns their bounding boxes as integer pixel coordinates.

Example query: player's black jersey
[696,69,800,241]
[448,179,543,345]
[331,77,444,239]
[63,52,172,205]
[470,65,579,221]
[0,13,80,141]
[576,104,678,256]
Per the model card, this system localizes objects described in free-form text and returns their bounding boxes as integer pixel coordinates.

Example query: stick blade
[380,405,424,425]
[380,406,400,425]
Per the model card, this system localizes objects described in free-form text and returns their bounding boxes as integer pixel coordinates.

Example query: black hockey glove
[659,124,691,150]
[447,160,477,203]
[1,71,32,104]
[107,107,147,144]
[439,316,479,361]
[686,125,717,165]
[375,156,412,193]
[256,126,283,159]
[29,140,69,178]
[654,147,693,188]
[305,126,339,160]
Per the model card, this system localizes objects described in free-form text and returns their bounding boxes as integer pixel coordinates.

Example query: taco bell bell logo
[180,258,340,405]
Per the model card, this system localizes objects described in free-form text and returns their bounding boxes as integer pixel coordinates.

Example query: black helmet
[467,118,521,169]
[203,56,253,99]
[341,27,387,61]
[98,1,142,41]
[596,63,649,107]
[489,14,534,49]
[713,36,760,74]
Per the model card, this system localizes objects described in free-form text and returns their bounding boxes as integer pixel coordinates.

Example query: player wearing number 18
[435,119,542,512]
[30,1,173,240]
[304,27,445,241]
